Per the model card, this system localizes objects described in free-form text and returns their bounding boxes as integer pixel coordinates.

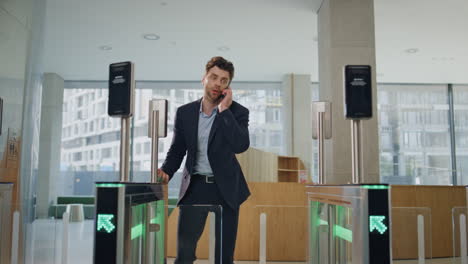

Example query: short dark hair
[205,56,234,81]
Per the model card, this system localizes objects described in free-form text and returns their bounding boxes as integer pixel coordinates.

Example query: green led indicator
[318,219,353,242]
[96,183,124,188]
[319,219,328,226]
[334,225,353,242]
[369,215,387,234]
[131,224,143,240]
[97,214,116,233]
[362,185,388,189]
[131,218,160,240]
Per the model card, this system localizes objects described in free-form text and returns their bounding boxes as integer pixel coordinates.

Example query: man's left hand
[218,87,232,112]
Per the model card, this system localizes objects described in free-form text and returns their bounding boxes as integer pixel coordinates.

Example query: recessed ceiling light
[217,46,230,52]
[99,45,112,51]
[404,48,419,54]
[143,34,160,40]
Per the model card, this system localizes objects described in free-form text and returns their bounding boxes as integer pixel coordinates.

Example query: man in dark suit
[158,56,250,264]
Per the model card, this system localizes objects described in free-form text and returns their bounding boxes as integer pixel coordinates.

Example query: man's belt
[192,174,215,183]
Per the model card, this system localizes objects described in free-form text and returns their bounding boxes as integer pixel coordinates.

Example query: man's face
[202,66,230,103]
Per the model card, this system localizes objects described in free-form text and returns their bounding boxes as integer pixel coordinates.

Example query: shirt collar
[200,99,218,117]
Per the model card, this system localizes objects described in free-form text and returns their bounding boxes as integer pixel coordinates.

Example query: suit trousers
[174,175,239,264]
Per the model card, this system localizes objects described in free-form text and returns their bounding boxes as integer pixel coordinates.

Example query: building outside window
[59,82,283,197]
[59,82,468,197]
[378,84,452,185]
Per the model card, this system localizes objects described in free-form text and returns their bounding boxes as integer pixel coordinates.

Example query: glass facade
[58,82,468,190]
[60,81,283,198]
[378,84,453,185]
[453,85,468,185]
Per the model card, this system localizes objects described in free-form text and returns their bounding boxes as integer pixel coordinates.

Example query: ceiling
[42,0,468,84]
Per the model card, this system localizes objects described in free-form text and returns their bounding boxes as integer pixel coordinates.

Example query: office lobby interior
[1,0,468,263]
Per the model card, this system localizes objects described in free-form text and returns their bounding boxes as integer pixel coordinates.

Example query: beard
[205,89,222,103]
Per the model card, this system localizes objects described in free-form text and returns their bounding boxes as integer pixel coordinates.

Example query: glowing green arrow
[369,215,387,234]
[97,214,116,233]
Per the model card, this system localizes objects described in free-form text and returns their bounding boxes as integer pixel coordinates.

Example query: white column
[282,74,313,179]
[318,0,379,184]
[36,73,64,218]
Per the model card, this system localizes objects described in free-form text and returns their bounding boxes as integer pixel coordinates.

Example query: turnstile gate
[93,182,167,264]
[307,184,391,264]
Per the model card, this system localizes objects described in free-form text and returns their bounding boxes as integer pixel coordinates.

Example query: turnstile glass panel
[452,207,468,264]
[53,200,90,264]
[254,205,308,263]
[391,207,432,263]
[127,196,166,263]
[0,198,61,264]
[166,204,223,264]
[225,204,309,264]
[310,201,354,264]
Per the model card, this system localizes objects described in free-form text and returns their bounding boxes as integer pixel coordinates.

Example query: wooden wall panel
[236,148,278,182]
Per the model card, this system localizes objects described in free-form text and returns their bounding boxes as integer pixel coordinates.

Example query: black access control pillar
[343,65,373,183]
[344,65,372,119]
[108,61,134,117]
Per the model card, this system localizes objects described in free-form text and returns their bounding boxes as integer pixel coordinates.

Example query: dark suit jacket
[161,98,251,209]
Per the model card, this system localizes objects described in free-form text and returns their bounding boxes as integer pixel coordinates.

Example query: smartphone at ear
[219,87,229,100]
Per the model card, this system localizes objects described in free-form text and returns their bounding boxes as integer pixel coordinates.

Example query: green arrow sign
[369,215,387,234]
[97,214,116,233]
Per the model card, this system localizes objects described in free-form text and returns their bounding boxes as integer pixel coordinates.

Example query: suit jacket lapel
[208,114,220,147]
[191,99,201,149]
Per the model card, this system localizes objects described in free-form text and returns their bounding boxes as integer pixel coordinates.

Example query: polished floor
[27,219,456,264]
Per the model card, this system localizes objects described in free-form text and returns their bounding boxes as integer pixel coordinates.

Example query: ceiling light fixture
[404,48,419,54]
[217,46,230,52]
[143,34,160,40]
[99,45,112,51]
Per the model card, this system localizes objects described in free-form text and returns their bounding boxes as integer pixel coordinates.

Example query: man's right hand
[157,168,169,183]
